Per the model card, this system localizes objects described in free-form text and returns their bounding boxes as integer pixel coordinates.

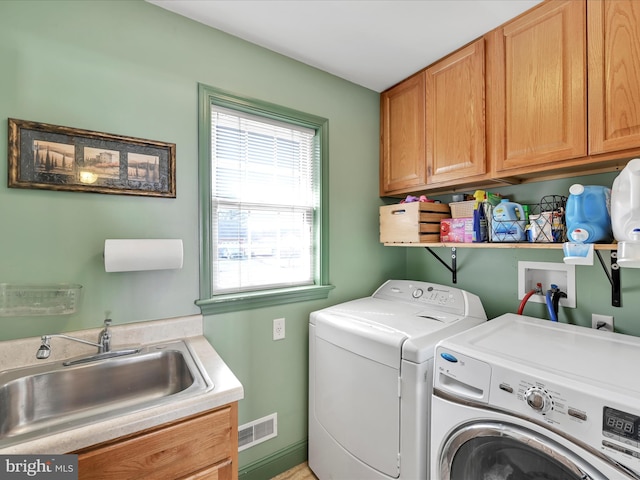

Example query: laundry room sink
[0,339,213,449]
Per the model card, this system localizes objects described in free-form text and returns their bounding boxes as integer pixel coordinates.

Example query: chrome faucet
[36,318,113,360]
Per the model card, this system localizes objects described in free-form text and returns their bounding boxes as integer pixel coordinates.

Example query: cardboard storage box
[440,218,474,243]
[380,202,451,243]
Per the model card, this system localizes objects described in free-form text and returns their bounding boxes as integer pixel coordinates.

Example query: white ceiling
[148,0,542,92]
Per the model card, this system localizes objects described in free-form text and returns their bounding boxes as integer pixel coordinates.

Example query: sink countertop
[0,314,244,454]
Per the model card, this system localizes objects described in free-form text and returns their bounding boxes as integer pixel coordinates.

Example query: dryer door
[439,421,620,480]
[314,314,406,478]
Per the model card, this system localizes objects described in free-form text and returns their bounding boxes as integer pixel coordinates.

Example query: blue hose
[546,289,558,322]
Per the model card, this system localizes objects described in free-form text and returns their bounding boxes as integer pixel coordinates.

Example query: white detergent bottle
[611,158,640,267]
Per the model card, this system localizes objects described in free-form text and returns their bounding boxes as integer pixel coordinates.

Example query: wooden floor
[271,462,318,480]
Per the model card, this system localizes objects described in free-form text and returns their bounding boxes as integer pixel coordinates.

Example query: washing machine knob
[525,387,553,413]
[412,288,423,298]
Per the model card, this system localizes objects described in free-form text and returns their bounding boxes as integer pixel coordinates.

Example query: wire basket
[486,195,567,243]
[528,195,567,243]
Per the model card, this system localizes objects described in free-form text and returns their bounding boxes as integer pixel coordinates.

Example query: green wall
[0,0,405,474]
[4,0,639,477]
[414,171,640,337]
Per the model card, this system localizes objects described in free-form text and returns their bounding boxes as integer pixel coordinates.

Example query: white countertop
[0,314,244,454]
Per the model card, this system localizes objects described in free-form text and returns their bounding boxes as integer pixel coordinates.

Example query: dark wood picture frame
[8,118,176,197]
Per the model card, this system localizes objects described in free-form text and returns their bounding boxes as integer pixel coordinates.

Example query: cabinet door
[380,73,427,195]
[490,0,587,173]
[181,460,233,480]
[589,0,640,154]
[426,39,486,184]
[75,405,236,480]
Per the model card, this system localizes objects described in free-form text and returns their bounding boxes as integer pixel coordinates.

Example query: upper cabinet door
[426,39,486,184]
[589,0,640,154]
[491,0,587,173]
[380,73,427,195]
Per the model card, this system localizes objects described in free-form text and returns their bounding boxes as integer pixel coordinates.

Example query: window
[197,84,333,313]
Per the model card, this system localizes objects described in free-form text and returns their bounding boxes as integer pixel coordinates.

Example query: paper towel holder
[104,239,183,272]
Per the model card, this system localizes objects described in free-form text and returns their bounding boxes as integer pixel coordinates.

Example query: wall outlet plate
[273,318,285,340]
[518,261,576,308]
[592,314,614,332]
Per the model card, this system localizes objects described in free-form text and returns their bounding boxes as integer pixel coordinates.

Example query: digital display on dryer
[603,406,640,441]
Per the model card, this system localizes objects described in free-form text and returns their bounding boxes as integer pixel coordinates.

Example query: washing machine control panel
[489,365,640,472]
[524,386,554,413]
[602,406,640,453]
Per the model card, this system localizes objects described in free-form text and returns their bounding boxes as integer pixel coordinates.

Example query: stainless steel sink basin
[0,340,213,449]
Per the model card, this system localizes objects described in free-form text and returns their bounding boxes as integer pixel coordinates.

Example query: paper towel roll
[104,239,183,272]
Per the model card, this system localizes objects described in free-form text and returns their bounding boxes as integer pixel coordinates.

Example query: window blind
[211,105,317,293]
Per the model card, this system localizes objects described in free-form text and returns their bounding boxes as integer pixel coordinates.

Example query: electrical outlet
[592,314,614,332]
[273,318,285,340]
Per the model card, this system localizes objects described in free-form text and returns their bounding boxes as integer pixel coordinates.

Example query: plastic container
[472,191,487,243]
[565,184,612,243]
[0,284,83,316]
[611,158,640,267]
[491,199,526,242]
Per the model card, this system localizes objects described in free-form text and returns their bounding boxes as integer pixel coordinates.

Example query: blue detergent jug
[565,184,612,243]
[491,199,526,242]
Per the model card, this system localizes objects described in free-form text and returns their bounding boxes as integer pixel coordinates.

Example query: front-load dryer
[431,313,640,479]
[308,279,487,480]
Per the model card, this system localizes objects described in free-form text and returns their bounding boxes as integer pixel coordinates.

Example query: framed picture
[8,118,176,197]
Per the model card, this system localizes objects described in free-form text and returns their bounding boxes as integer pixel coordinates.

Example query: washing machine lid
[438,314,640,402]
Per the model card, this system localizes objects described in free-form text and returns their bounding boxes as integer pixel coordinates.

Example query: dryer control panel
[373,280,486,318]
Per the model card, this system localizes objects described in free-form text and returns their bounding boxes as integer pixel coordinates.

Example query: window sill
[196,284,335,315]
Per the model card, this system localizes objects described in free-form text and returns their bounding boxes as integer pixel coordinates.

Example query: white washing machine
[431,313,640,480]
[308,279,487,480]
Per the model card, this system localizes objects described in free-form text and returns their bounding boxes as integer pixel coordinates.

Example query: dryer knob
[412,288,423,298]
[525,387,553,413]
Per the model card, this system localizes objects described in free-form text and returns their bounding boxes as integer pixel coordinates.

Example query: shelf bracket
[425,247,457,284]
[595,250,621,308]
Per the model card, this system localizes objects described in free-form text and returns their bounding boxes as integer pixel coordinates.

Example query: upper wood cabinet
[489,0,587,174]
[380,73,427,195]
[426,39,487,184]
[380,0,640,197]
[588,0,640,154]
[380,39,487,195]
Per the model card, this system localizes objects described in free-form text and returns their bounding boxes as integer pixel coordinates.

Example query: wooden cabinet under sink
[72,402,238,480]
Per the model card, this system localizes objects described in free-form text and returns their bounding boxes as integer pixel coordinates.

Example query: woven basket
[449,201,475,218]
